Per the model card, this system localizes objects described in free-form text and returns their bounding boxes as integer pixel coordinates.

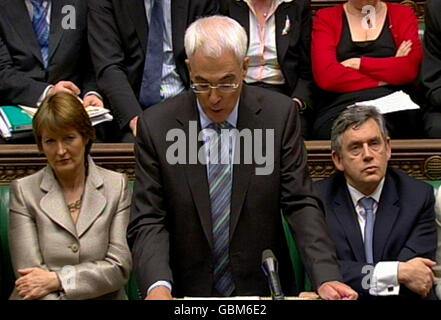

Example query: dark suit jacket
[88,0,218,130]
[0,0,97,106]
[315,168,437,299]
[219,0,313,104]
[422,0,441,111]
[128,85,342,298]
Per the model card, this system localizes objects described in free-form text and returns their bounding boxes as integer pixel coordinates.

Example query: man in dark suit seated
[88,0,218,142]
[0,0,103,142]
[315,105,438,299]
[422,0,441,138]
[0,0,102,109]
[128,15,358,300]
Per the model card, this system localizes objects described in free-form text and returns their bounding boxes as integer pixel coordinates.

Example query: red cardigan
[311,2,423,93]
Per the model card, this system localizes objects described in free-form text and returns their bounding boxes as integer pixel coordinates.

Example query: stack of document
[84,106,114,126]
[19,105,114,127]
[349,90,420,114]
[0,104,114,140]
[0,106,33,140]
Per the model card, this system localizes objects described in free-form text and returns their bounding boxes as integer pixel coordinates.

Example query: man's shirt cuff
[36,85,53,107]
[147,280,172,296]
[369,261,400,296]
[83,91,103,100]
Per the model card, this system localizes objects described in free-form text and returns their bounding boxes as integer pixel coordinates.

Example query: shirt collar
[196,98,239,130]
[347,177,385,207]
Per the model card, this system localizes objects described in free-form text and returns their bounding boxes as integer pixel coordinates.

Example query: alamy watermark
[361,265,374,290]
[361,5,377,30]
[165,121,274,175]
[59,265,76,290]
[61,5,76,30]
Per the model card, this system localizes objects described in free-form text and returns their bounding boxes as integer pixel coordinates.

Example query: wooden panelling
[0,140,440,185]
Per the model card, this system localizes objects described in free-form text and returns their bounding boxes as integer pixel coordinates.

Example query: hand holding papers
[19,105,113,126]
[83,106,114,126]
[0,104,113,140]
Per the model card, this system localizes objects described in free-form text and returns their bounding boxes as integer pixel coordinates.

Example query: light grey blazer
[8,157,132,300]
[435,189,441,299]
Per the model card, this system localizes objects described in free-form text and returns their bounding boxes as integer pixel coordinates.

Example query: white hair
[184,15,248,63]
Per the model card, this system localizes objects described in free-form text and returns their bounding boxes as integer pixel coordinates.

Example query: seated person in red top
[311,0,423,140]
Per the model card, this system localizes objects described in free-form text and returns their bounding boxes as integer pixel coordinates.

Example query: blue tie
[359,197,376,264]
[207,122,235,296]
[139,0,164,108]
[30,0,50,68]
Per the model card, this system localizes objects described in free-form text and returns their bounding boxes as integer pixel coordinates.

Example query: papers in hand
[348,90,420,114]
[84,106,114,126]
[19,105,113,126]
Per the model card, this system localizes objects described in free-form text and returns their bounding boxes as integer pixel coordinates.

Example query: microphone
[261,249,285,300]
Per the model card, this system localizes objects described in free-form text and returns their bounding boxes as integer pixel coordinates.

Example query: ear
[242,56,249,77]
[185,58,191,74]
[332,150,345,172]
[384,136,391,161]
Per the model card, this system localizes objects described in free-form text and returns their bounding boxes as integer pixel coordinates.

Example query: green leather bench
[1,178,439,299]
[0,182,311,300]
[0,185,142,300]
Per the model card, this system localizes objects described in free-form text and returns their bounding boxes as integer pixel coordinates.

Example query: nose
[56,141,66,155]
[208,87,221,105]
[362,143,373,160]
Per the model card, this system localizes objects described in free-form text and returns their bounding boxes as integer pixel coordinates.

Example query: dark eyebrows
[369,136,382,143]
[347,136,382,148]
[219,74,235,82]
[194,75,208,82]
[347,141,361,149]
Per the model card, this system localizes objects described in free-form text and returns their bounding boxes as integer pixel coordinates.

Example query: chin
[209,114,227,124]
[363,174,382,185]
[54,161,76,172]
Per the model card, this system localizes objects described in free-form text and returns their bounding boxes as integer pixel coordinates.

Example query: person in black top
[311,1,423,140]
[421,0,441,138]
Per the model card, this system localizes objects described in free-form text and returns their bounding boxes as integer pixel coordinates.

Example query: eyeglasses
[190,83,240,94]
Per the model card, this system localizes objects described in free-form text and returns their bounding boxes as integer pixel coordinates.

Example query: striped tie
[207,121,235,296]
[30,0,50,68]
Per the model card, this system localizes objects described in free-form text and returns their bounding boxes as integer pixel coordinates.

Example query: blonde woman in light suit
[8,92,132,300]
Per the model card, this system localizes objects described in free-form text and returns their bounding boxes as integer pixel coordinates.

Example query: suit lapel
[229,86,260,240]
[333,177,365,262]
[275,2,293,64]
[49,0,71,62]
[229,1,250,41]
[179,94,213,249]
[373,173,400,262]
[126,0,148,53]
[171,0,188,60]
[40,166,77,239]
[76,158,107,238]
[4,0,44,66]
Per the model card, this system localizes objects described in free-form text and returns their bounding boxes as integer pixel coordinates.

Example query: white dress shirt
[347,178,400,296]
[243,0,292,85]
